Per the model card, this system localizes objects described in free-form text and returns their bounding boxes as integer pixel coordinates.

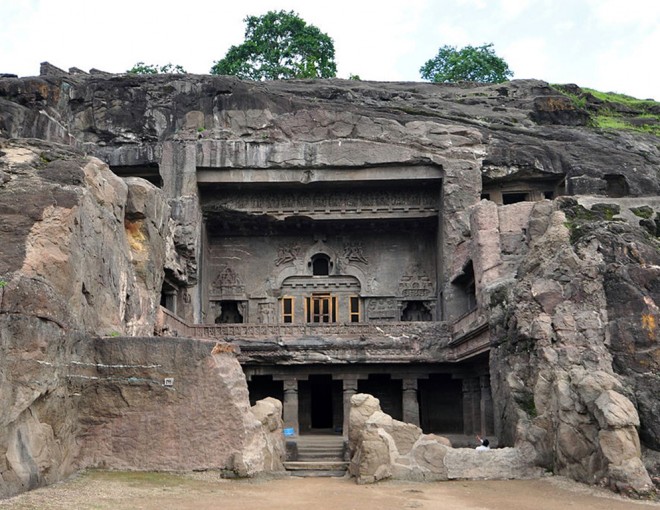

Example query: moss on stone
[590,203,620,220]
[518,393,538,418]
[630,206,654,219]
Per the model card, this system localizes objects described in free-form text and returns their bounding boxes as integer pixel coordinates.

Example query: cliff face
[1,66,659,496]
[0,139,282,498]
[488,198,659,492]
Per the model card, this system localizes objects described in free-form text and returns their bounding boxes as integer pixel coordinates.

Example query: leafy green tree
[211,10,337,80]
[420,43,513,83]
[127,62,187,74]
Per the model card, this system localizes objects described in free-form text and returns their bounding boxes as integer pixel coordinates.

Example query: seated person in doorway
[475,435,490,451]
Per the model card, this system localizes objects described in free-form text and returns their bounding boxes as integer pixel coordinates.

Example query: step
[284,461,349,472]
[287,470,347,478]
[296,440,345,447]
[297,455,345,461]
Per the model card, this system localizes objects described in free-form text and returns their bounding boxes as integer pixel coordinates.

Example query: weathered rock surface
[488,198,658,494]
[73,337,284,475]
[348,394,544,484]
[0,140,283,498]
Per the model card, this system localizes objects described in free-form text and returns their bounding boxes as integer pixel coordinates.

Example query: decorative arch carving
[398,264,434,298]
[212,267,245,298]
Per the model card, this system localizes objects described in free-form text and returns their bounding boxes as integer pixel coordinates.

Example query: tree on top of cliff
[420,43,513,83]
[210,10,337,80]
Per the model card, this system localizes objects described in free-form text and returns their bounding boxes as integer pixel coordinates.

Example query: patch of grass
[582,88,659,108]
[553,85,660,136]
[592,114,630,130]
[592,112,660,137]
[560,200,625,243]
[0,279,6,288]
[552,86,586,109]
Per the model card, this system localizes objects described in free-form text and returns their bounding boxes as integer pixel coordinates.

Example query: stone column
[282,379,299,435]
[480,375,494,436]
[462,378,480,435]
[342,378,358,437]
[402,378,420,427]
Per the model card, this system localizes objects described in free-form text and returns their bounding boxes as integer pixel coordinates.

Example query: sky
[1,0,659,100]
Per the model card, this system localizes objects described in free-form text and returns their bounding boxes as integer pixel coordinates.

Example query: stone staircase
[284,434,349,477]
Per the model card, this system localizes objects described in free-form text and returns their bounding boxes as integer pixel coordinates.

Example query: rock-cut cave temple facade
[2,65,659,494]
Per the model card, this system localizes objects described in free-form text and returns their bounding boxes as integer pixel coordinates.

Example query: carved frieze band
[206,189,439,216]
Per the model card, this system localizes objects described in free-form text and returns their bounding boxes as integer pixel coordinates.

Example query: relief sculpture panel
[366,298,399,321]
[212,267,245,298]
[342,242,368,265]
[275,243,301,266]
[399,265,434,298]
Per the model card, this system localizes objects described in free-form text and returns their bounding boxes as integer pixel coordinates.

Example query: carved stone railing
[156,306,489,362]
[451,308,480,336]
[156,306,197,337]
[186,321,435,341]
[448,311,490,361]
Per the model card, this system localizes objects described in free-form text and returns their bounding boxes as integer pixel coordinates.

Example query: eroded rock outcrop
[348,394,544,484]
[488,198,658,494]
[0,140,283,498]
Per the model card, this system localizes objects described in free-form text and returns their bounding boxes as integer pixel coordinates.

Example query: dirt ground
[1,471,658,510]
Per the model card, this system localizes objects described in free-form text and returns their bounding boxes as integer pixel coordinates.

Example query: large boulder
[348,394,542,484]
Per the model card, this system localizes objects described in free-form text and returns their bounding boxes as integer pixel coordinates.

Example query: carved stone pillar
[402,378,420,427]
[283,379,299,434]
[342,378,358,437]
[462,378,480,435]
[480,375,494,436]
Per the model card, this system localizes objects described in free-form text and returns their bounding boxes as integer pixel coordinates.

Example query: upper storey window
[311,254,331,276]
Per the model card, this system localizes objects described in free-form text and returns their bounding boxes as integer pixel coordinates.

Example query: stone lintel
[197,165,442,184]
[244,366,462,382]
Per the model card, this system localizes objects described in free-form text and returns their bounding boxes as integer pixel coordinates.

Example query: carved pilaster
[283,379,299,434]
[462,378,480,435]
[342,378,358,438]
[480,375,494,436]
[402,378,420,427]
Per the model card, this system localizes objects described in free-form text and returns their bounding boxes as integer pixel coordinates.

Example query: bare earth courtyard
[0,471,658,510]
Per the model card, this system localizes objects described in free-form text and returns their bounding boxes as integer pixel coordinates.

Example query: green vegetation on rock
[554,85,660,136]
[630,206,655,219]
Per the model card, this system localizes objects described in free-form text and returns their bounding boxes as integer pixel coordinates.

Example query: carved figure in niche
[258,302,275,324]
[343,242,368,265]
[275,244,301,266]
[399,264,433,298]
[401,301,432,321]
[215,300,244,323]
[213,267,245,296]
